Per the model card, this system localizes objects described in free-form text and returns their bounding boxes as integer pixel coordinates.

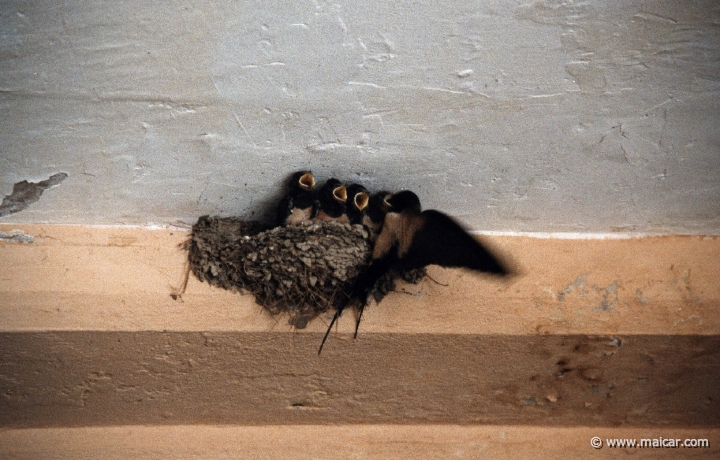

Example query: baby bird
[313,179,349,224]
[277,171,317,226]
[346,183,370,225]
[362,190,392,241]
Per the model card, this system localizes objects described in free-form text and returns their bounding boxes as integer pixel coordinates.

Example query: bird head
[297,171,315,190]
[364,191,392,224]
[347,184,369,212]
[387,190,421,213]
[321,179,347,204]
[333,184,347,203]
[290,171,315,191]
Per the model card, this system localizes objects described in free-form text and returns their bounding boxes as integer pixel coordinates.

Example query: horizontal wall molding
[1,224,718,334]
[2,425,717,459]
[1,224,719,432]
[1,331,719,428]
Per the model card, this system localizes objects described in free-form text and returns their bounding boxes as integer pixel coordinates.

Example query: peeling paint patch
[558,274,589,301]
[635,288,650,304]
[593,281,620,312]
[0,229,34,243]
[0,173,68,218]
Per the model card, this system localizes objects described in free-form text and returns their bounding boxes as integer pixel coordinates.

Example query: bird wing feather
[401,210,508,274]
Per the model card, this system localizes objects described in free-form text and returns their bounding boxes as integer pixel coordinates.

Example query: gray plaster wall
[1,0,718,233]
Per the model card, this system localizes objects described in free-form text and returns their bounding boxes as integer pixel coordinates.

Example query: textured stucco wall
[1,0,718,232]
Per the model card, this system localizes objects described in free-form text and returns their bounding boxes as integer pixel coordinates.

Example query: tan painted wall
[1,225,718,334]
[1,226,719,423]
[1,426,718,459]
[1,226,719,456]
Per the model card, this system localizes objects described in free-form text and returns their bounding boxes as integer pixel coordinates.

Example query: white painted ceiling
[1,1,718,233]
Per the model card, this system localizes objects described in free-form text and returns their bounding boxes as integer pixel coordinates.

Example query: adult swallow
[277,171,318,226]
[346,183,370,225]
[313,178,349,224]
[318,189,510,353]
[369,190,509,273]
[361,191,392,241]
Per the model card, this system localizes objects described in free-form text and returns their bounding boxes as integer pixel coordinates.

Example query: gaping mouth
[354,192,369,211]
[299,172,315,190]
[333,185,348,203]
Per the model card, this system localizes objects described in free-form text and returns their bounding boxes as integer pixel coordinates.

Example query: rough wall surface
[1,1,718,232]
[2,332,719,428]
[2,225,719,430]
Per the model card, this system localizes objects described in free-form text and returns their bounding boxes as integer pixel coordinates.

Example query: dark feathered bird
[361,191,391,241]
[346,184,370,225]
[319,189,511,353]
[277,171,318,226]
[370,190,508,274]
[313,178,349,224]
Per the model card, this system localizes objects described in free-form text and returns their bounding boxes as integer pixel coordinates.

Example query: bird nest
[182,215,425,329]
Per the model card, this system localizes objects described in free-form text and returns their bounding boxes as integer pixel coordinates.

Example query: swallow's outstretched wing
[318,190,510,354]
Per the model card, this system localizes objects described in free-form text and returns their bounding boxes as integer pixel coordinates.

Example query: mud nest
[185,215,425,329]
